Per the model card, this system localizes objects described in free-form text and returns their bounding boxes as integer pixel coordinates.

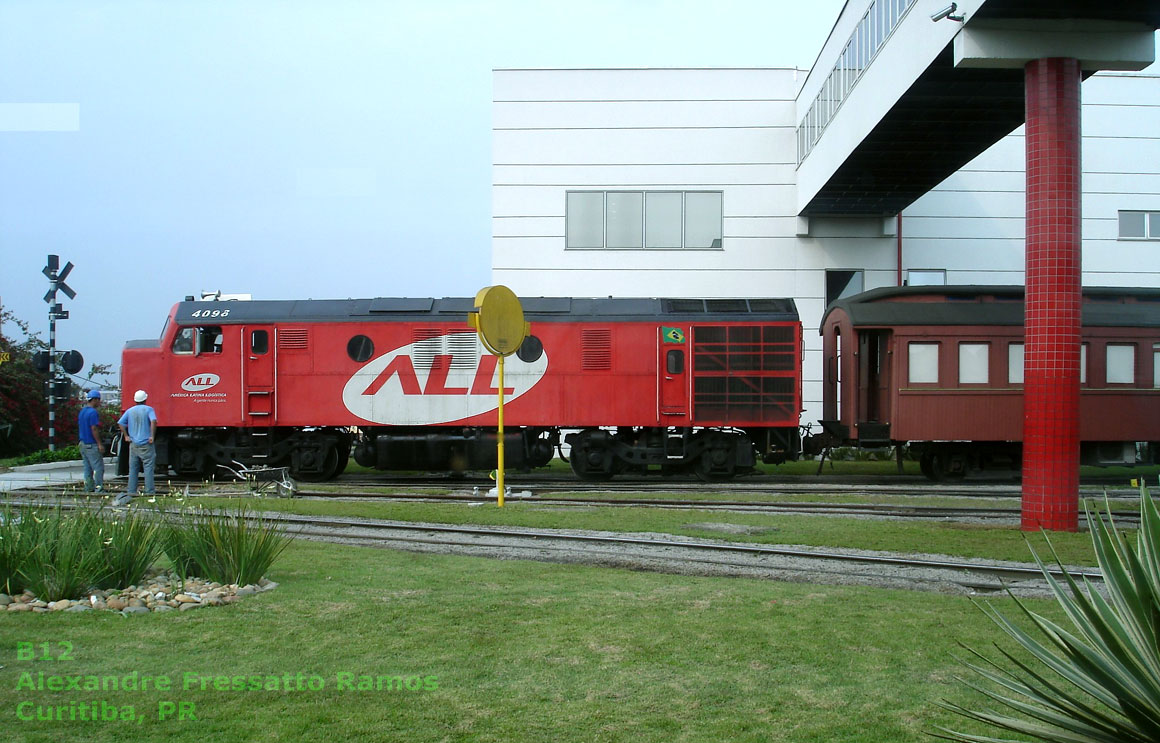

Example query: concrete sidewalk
[0,458,117,493]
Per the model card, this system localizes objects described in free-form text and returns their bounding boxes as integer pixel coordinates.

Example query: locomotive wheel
[294,445,342,482]
[694,434,737,482]
[569,432,617,481]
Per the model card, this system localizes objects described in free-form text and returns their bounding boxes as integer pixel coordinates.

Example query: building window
[908,342,939,384]
[825,270,864,307]
[1118,211,1160,239]
[566,191,722,250]
[1107,344,1135,384]
[566,192,604,249]
[907,269,946,286]
[959,343,989,384]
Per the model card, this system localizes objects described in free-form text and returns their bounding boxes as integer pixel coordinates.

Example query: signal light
[60,350,84,375]
[32,351,51,373]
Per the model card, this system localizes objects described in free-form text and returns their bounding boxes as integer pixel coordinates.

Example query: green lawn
[1,538,1050,742]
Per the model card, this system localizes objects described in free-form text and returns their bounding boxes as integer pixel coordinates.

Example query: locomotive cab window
[666,349,684,374]
[251,330,269,355]
[172,327,195,354]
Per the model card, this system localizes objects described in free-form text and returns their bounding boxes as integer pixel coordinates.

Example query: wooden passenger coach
[819,286,1160,479]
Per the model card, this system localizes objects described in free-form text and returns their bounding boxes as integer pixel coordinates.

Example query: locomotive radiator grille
[692,325,797,423]
[581,329,611,371]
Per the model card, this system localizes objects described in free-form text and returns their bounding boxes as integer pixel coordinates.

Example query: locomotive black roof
[170,296,799,325]
[821,285,1160,330]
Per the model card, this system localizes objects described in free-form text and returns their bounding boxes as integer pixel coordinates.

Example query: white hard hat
[134,389,148,403]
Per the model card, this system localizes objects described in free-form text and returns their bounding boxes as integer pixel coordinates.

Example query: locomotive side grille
[411,329,480,369]
[447,332,481,369]
[581,329,612,371]
[692,324,797,423]
[278,329,309,350]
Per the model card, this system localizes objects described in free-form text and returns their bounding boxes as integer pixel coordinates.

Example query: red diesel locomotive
[119,296,804,481]
[819,285,1160,479]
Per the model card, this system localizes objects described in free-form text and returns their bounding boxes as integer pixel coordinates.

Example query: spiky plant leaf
[936,492,1160,743]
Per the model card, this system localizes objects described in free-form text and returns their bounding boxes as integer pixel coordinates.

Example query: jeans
[80,442,104,491]
[127,441,156,495]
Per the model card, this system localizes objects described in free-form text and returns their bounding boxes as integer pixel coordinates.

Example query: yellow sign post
[467,285,528,507]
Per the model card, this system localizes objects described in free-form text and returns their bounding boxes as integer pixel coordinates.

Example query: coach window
[251,330,269,355]
[1081,343,1088,385]
[1107,344,1136,385]
[907,342,939,384]
[1008,343,1023,385]
[958,343,989,384]
[1154,344,1160,388]
[172,327,194,355]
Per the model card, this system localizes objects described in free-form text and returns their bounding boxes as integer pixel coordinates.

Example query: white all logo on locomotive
[341,331,549,425]
[181,373,221,392]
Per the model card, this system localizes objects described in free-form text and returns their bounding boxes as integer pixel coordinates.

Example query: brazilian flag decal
[662,327,686,344]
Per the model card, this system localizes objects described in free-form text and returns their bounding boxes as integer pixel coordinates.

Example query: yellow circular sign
[471,285,528,356]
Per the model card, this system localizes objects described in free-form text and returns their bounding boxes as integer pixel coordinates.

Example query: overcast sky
[0,0,844,386]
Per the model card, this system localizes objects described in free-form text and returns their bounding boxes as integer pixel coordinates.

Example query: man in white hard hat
[115,389,158,506]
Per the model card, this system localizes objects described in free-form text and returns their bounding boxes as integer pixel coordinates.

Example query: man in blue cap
[78,389,105,492]
[115,389,157,506]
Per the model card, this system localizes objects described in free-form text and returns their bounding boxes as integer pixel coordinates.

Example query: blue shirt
[78,406,100,444]
[118,404,157,445]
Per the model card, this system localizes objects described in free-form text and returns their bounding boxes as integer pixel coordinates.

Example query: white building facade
[491,66,1160,425]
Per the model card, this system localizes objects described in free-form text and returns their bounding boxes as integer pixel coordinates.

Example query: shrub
[97,509,164,589]
[168,504,292,587]
[937,491,1160,743]
[19,504,110,601]
[0,501,35,594]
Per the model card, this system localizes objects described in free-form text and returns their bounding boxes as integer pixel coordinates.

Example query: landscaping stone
[3,569,278,616]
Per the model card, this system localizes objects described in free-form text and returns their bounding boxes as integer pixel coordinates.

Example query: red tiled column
[1022,58,1082,531]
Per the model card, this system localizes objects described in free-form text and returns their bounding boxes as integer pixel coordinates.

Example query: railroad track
[254,512,1104,598]
[288,490,1141,526]
[328,474,1143,500]
[1,496,1108,597]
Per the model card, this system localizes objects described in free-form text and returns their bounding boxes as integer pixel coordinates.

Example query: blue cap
[86,389,101,400]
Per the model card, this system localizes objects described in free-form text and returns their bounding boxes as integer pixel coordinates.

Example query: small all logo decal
[181,373,221,392]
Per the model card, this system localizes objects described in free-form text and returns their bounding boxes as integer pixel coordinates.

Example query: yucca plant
[936,490,1160,743]
[96,508,164,589]
[0,501,35,594]
[175,504,292,586]
[20,504,110,601]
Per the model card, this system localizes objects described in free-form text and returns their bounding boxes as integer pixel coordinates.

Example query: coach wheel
[919,453,935,480]
[694,434,737,482]
[929,453,965,482]
[569,432,616,481]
